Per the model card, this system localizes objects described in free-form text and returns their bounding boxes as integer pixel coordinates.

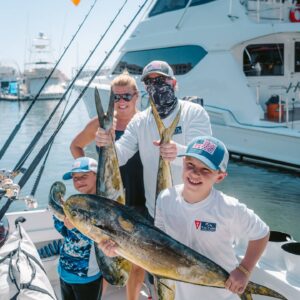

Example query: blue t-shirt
[54,216,101,284]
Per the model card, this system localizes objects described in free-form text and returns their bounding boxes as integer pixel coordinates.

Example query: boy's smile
[182,156,226,203]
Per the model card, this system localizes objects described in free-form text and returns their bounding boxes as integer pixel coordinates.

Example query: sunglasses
[143,76,169,86]
[113,93,136,102]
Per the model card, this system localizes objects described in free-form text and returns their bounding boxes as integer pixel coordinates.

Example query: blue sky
[0,0,150,78]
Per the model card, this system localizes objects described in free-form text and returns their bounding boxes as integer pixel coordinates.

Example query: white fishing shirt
[115,100,212,217]
[155,185,269,300]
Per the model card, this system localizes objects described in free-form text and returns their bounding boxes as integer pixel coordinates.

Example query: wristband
[237,264,250,277]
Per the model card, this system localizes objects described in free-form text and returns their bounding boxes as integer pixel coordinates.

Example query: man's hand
[98,239,118,257]
[95,127,114,147]
[153,140,178,161]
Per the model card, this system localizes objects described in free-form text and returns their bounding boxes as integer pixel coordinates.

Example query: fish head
[63,194,118,242]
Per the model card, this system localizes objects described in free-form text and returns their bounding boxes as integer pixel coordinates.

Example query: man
[95,60,212,219]
[53,157,103,300]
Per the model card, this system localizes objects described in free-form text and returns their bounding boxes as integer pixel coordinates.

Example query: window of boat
[295,42,300,73]
[112,46,207,76]
[149,0,216,17]
[243,44,284,76]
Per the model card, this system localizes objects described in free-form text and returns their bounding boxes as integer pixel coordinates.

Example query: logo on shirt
[194,220,216,232]
[174,126,182,135]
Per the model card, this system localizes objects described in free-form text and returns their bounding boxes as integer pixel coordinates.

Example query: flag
[71,0,80,6]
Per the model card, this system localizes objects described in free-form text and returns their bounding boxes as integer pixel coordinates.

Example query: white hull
[75,0,300,169]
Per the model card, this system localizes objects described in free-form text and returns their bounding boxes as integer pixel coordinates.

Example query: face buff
[146,82,178,119]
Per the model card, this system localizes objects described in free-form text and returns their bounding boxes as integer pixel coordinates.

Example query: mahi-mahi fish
[149,96,181,299]
[48,180,130,286]
[93,88,131,286]
[63,194,287,300]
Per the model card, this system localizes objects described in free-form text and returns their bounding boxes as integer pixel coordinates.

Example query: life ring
[290,5,300,22]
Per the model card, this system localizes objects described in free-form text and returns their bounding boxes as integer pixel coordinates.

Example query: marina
[1,0,300,299]
[1,95,300,299]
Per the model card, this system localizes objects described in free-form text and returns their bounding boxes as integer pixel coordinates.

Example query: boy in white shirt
[155,136,270,300]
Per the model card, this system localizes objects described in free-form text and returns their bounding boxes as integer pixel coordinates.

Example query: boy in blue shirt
[54,157,102,300]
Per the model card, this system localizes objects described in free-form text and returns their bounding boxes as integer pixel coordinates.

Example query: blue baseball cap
[179,136,229,172]
[141,60,175,81]
[62,157,98,180]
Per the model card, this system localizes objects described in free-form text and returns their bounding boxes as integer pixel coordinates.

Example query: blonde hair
[111,70,138,93]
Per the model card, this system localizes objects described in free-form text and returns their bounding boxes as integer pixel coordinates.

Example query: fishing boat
[76,0,300,170]
[22,32,67,101]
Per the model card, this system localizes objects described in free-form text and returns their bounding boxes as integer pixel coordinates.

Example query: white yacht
[76,0,300,169]
[23,32,67,101]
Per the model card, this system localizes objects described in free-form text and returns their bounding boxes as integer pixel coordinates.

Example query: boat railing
[249,81,300,125]
[243,0,295,23]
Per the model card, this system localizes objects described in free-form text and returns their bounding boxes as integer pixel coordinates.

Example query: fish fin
[239,292,253,300]
[49,181,66,205]
[154,277,175,300]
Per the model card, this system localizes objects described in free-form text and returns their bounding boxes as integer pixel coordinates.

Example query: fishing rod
[12,0,129,174]
[0,0,148,214]
[17,0,150,191]
[0,0,99,161]
[24,90,74,209]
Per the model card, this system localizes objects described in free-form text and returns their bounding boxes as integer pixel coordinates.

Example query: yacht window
[295,42,300,73]
[149,0,216,17]
[243,44,284,76]
[112,46,207,76]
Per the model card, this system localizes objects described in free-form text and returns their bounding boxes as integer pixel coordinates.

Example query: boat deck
[44,256,152,300]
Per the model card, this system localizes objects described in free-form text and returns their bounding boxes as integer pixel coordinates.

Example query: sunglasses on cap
[143,76,170,86]
[114,93,136,102]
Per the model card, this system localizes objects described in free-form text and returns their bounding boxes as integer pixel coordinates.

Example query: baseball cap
[62,157,98,180]
[141,60,175,81]
[178,136,229,172]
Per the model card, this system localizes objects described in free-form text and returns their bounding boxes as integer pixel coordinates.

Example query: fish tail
[245,282,287,300]
[162,108,181,143]
[106,88,115,128]
[149,96,165,137]
[95,88,106,128]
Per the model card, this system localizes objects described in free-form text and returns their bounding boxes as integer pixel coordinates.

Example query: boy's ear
[215,172,227,183]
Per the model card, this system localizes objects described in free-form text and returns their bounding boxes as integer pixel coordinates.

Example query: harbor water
[0,96,300,241]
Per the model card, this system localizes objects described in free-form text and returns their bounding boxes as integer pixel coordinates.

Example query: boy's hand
[153,140,177,161]
[98,239,118,257]
[95,127,113,147]
[224,267,250,294]
[64,217,74,230]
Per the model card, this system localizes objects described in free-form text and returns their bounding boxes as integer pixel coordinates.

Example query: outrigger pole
[0,0,99,161]
[17,0,149,191]
[12,0,129,175]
